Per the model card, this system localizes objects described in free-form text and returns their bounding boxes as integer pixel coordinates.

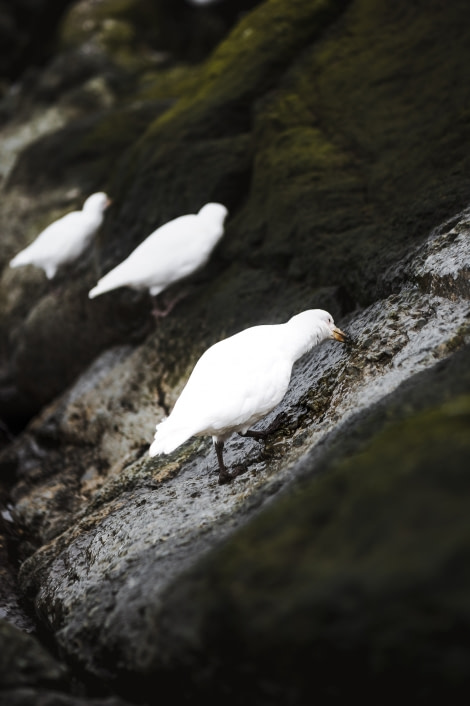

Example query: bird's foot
[218,464,248,485]
[151,301,173,319]
[239,412,289,442]
[151,289,190,319]
[263,411,289,435]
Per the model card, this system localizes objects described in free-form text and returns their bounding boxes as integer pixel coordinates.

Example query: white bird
[149,309,350,484]
[10,192,110,280]
[88,203,228,313]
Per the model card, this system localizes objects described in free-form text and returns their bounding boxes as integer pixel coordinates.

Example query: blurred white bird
[149,309,350,484]
[10,192,110,280]
[88,203,228,314]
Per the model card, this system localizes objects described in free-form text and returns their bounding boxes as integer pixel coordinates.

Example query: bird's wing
[168,328,293,436]
[57,212,100,259]
[128,215,205,281]
[97,214,205,292]
[19,212,85,262]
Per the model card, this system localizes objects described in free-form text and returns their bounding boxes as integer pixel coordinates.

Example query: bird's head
[83,192,112,214]
[290,309,351,346]
[315,309,350,343]
[198,203,228,228]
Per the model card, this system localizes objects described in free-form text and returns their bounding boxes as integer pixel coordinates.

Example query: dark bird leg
[215,440,247,485]
[238,412,288,442]
[151,292,183,319]
[215,440,230,484]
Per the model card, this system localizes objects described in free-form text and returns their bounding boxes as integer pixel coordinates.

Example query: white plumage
[10,192,110,280]
[88,203,228,300]
[149,309,349,484]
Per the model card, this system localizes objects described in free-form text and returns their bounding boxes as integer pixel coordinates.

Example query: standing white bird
[149,309,350,484]
[88,203,228,312]
[10,192,110,280]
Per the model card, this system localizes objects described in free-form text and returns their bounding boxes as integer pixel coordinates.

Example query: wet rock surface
[1,0,470,704]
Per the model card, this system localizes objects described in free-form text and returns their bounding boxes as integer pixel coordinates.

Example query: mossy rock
[5,0,470,427]
[102,0,470,316]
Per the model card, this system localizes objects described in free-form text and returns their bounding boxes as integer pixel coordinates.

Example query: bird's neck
[199,223,223,254]
[282,317,327,363]
[83,212,103,230]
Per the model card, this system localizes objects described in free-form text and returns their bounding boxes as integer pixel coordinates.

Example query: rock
[145,359,470,705]
[1,98,172,425]
[0,515,35,632]
[1,0,470,702]
[0,1,72,81]
[0,617,67,688]
[57,0,161,77]
[8,206,470,701]
[0,692,128,706]
[0,617,131,705]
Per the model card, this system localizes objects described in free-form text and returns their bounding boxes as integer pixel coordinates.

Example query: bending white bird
[149,309,350,484]
[10,192,110,280]
[88,203,228,310]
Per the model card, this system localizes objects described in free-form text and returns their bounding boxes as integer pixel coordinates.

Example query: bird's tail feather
[10,251,30,268]
[88,281,110,299]
[149,420,194,457]
[88,268,126,299]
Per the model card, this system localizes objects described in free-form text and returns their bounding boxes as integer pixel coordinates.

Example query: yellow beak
[331,325,349,343]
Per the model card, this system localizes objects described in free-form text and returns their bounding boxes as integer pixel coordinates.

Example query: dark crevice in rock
[0,0,75,81]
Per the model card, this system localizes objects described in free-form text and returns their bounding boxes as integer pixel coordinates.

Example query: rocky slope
[1,0,470,704]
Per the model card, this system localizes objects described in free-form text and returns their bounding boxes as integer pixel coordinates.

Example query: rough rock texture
[1,0,470,704]
[9,206,470,701]
[0,617,131,705]
[151,368,470,706]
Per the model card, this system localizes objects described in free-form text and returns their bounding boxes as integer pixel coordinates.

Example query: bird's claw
[218,464,248,485]
[218,470,232,485]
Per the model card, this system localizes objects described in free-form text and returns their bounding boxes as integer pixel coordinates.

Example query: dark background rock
[0,0,262,83]
[0,617,131,705]
[0,0,73,81]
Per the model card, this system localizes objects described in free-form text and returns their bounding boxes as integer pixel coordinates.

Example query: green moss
[106,0,470,323]
[136,65,203,103]
[98,18,135,48]
[140,0,350,139]
[237,0,470,301]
